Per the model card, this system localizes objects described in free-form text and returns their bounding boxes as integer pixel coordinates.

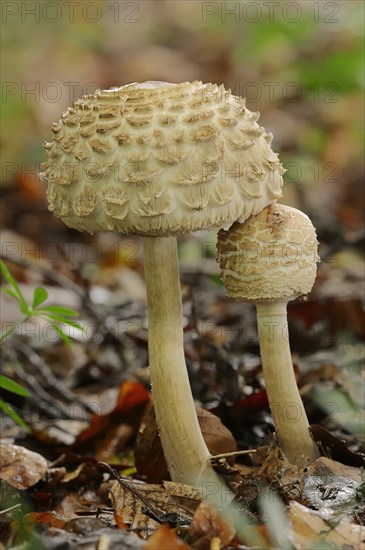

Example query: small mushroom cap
[41,81,284,236]
[217,204,319,303]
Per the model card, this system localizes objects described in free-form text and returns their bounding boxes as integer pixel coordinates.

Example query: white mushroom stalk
[256,301,318,465]
[41,81,284,486]
[143,236,221,485]
[217,204,320,467]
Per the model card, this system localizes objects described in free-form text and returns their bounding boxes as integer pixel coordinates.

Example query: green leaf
[2,287,20,301]
[210,274,223,286]
[121,466,137,476]
[0,326,16,342]
[37,305,78,317]
[32,287,48,309]
[41,313,82,330]
[0,375,29,396]
[0,399,30,431]
[50,323,72,347]
[0,260,24,301]
[0,260,30,314]
[19,300,31,315]
[0,259,19,290]
[58,319,83,331]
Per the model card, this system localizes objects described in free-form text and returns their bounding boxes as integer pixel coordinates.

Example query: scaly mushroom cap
[217,204,319,302]
[41,81,284,236]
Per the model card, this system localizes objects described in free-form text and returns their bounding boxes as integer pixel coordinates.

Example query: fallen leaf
[311,425,365,467]
[301,456,365,522]
[145,524,191,549]
[63,516,106,534]
[0,444,47,489]
[189,502,235,549]
[24,512,65,530]
[306,455,364,483]
[110,478,202,538]
[135,404,236,483]
[113,380,150,415]
[55,489,104,520]
[77,381,149,443]
[95,423,135,462]
[61,463,85,483]
[288,500,365,549]
[197,409,237,461]
[114,511,129,529]
[32,419,89,446]
[134,402,168,483]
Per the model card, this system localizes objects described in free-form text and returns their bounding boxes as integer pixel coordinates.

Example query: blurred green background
[1,0,364,235]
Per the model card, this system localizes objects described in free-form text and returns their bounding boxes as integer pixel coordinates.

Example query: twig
[3,346,77,420]
[211,449,258,460]
[0,504,22,516]
[13,341,95,414]
[98,462,164,520]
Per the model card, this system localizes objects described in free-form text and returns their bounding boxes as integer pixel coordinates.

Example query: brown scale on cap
[40,81,284,236]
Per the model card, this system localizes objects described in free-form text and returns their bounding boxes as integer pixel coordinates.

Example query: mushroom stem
[143,236,226,489]
[256,301,319,467]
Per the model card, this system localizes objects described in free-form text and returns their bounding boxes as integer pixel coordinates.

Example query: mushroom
[217,204,320,467]
[41,81,284,486]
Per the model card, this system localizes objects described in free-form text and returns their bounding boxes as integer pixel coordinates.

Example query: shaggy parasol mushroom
[41,81,284,486]
[217,204,320,467]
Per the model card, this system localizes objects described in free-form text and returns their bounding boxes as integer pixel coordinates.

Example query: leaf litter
[1,232,365,549]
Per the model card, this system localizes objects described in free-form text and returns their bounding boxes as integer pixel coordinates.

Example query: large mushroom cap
[41,81,284,236]
[217,204,319,302]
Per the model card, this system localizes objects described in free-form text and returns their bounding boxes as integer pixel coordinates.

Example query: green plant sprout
[0,374,30,431]
[0,259,82,430]
[0,260,82,345]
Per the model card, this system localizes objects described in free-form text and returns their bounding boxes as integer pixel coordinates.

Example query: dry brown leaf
[301,456,365,523]
[55,460,104,496]
[77,381,149,444]
[55,489,103,520]
[32,419,89,446]
[305,456,364,483]
[134,402,168,482]
[197,409,237,462]
[114,511,129,529]
[288,501,365,549]
[189,502,235,549]
[145,523,191,549]
[310,426,365,467]
[95,423,135,461]
[0,444,48,489]
[135,404,236,483]
[110,478,202,538]
[61,463,85,483]
[24,512,66,530]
